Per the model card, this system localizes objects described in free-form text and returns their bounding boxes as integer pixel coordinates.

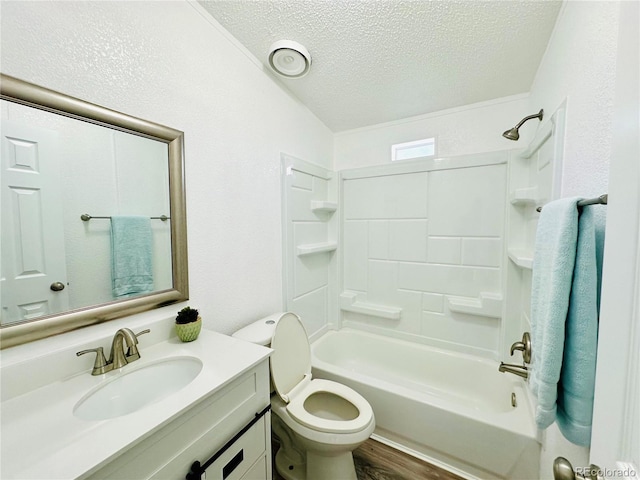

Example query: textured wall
[527,2,620,477]
[529,1,618,200]
[333,94,532,170]
[0,0,333,335]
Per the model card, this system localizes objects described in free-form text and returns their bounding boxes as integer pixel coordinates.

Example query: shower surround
[339,152,507,359]
[280,150,541,478]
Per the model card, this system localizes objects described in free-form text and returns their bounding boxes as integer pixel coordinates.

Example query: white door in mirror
[1,121,69,324]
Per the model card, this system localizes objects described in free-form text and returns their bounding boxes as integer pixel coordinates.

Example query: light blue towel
[556,205,606,446]
[110,216,153,298]
[530,197,580,429]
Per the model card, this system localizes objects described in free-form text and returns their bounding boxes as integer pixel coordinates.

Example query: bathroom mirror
[0,74,188,348]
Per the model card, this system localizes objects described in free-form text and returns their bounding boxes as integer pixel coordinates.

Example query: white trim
[281,153,332,180]
[591,0,640,471]
[334,93,530,137]
[186,1,264,70]
[340,150,508,180]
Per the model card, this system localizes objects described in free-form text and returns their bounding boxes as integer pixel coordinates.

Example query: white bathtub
[311,329,540,480]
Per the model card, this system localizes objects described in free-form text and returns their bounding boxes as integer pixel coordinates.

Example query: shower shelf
[508,248,534,269]
[310,201,337,214]
[446,293,503,318]
[296,242,337,256]
[339,292,402,320]
[509,187,539,206]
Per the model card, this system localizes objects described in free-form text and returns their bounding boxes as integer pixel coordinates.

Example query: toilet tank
[232,313,283,346]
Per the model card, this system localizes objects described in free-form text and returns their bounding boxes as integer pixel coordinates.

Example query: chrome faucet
[77,328,150,375]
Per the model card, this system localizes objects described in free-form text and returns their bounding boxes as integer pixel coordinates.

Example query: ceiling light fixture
[268,40,311,78]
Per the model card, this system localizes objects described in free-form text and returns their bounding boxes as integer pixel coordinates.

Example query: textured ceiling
[198,0,562,132]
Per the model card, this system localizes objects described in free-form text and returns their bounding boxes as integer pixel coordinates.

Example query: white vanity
[0,318,272,480]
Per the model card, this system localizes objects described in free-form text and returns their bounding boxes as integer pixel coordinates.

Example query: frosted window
[391,138,435,162]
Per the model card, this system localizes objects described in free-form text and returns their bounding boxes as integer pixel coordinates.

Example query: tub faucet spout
[499,362,529,379]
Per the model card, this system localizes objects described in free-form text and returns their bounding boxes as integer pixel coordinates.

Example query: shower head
[502,127,521,141]
[502,109,544,141]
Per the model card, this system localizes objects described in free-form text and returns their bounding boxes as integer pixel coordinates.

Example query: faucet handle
[510,332,532,364]
[77,347,110,375]
[126,329,150,360]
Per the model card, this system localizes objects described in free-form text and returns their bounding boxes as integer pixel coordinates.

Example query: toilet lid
[270,312,311,402]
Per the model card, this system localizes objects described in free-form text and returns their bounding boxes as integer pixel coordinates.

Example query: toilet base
[274,448,357,480]
[274,447,306,480]
[306,450,357,480]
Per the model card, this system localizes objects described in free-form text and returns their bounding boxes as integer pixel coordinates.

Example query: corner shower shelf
[339,292,402,320]
[296,242,337,256]
[446,293,503,318]
[509,187,539,206]
[508,248,534,269]
[310,201,338,214]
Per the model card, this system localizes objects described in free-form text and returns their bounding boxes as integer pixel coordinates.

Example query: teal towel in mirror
[110,216,153,298]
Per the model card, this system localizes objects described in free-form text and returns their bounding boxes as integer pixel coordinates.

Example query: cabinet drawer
[167,415,267,480]
[241,455,268,480]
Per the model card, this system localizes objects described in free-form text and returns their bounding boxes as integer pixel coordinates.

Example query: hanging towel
[556,205,606,446]
[530,197,580,429]
[110,216,153,298]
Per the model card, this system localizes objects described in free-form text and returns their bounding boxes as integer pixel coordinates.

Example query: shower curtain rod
[536,194,608,212]
[80,213,170,221]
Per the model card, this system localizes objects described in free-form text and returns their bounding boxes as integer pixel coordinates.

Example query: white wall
[526,2,620,477]
[0,0,333,335]
[334,94,531,170]
[528,1,618,199]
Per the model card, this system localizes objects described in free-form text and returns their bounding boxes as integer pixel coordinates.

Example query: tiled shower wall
[282,155,337,340]
[339,152,508,358]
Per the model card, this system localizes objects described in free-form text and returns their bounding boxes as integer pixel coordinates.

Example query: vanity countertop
[0,329,271,480]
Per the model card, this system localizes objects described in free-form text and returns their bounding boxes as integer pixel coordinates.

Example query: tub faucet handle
[510,332,531,364]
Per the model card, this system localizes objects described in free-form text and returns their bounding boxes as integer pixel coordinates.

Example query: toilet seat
[286,378,373,434]
[269,313,374,434]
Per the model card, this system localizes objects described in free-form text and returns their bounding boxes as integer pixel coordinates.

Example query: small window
[391,138,436,162]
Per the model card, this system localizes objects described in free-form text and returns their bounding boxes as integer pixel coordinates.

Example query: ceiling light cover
[268,40,311,78]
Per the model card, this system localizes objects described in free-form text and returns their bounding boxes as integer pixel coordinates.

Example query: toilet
[233,312,375,480]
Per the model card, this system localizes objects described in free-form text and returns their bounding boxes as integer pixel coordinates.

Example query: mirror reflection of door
[1,121,69,325]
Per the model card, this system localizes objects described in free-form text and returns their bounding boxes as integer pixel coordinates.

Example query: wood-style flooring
[272,437,465,480]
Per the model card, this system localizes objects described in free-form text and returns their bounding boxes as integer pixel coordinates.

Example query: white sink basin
[73,356,203,421]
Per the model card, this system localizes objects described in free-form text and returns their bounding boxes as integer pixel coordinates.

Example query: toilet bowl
[233,312,375,480]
